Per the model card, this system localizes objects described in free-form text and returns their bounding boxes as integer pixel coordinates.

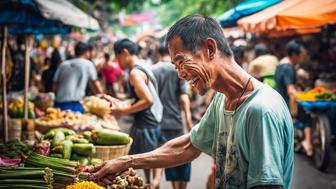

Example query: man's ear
[205,38,217,60]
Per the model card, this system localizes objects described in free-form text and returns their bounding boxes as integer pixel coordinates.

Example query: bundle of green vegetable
[24,152,90,188]
[0,139,32,160]
[41,128,100,166]
[0,166,53,189]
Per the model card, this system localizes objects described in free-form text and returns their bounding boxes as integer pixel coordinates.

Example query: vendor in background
[91,14,294,189]
[151,45,193,189]
[100,53,125,98]
[8,36,37,92]
[53,42,103,113]
[275,40,312,156]
[86,43,105,96]
[248,43,279,88]
[102,39,163,185]
[42,48,62,92]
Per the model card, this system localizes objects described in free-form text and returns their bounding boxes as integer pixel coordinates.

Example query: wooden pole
[1,25,8,143]
[23,35,33,120]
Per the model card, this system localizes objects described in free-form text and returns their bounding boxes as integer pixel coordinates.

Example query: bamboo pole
[23,35,33,120]
[1,25,8,142]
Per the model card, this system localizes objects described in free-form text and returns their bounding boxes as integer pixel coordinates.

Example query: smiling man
[90,14,294,189]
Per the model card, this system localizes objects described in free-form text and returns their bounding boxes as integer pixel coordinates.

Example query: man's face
[293,47,307,64]
[115,52,128,70]
[168,37,212,95]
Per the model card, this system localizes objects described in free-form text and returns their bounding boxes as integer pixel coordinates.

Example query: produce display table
[297,100,336,171]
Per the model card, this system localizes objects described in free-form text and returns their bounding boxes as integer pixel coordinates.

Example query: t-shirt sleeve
[246,110,284,188]
[283,65,295,87]
[190,93,219,156]
[88,62,98,80]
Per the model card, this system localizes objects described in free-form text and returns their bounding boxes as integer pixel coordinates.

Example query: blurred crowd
[3,30,336,120]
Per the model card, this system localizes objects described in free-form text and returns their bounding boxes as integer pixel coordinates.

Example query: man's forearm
[125,134,201,169]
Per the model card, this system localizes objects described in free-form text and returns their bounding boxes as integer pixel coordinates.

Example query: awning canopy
[238,0,336,33]
[0,0,100,34]
[35,0,100,31]
[218,0,282,28]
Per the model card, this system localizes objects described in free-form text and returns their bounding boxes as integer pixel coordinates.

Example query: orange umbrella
[238,0,336,33]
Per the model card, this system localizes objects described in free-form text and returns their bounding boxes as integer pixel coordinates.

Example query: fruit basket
[94,138,133,160]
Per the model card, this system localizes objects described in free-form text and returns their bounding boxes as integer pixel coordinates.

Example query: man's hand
[99,94,124,115]
[89,156,131,185]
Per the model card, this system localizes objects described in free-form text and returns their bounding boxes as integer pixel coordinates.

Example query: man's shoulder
[276,62,293,72]
[248,85,286,113]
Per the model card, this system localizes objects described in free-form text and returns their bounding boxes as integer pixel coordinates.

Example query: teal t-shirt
[190,84,294,189]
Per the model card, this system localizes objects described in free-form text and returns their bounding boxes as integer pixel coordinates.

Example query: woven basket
[35,122,62,134]
[8,118,22,141]
[94,139,133,161]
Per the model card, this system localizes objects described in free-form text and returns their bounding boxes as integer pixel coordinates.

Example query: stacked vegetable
[0,139,32,166]
[0,166,53,189]
[24,152,89,189]
[296,87,336,101]
[92,129,131,145]
[42,128,100,166]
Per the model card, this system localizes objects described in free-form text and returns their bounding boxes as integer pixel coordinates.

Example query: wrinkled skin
[168,37,215,95]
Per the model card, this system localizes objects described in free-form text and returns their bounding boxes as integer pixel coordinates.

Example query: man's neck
[212,57,256,101]
[128,55,139,69]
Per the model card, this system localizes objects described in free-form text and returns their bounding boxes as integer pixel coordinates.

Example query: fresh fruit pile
[315,88,336,101]
[83,96,111,118]
[8,98,36,118]
[296,87,336,101]
[107,168,151,189]
[35,108,82,127]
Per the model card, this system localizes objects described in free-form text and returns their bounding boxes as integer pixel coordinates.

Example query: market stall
[294,87,336,171]
[0,0,100,142]
[0,96,139,188]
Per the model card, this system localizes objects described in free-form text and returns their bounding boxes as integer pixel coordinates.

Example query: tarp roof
[238,0,336,33]
[0,0,100,34]
[218,0,281,28]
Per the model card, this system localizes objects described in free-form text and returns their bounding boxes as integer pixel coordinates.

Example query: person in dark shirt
[151,45,193,189]
[275,40,312,156]
[42,49,62,92]
[102,39,163,185]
